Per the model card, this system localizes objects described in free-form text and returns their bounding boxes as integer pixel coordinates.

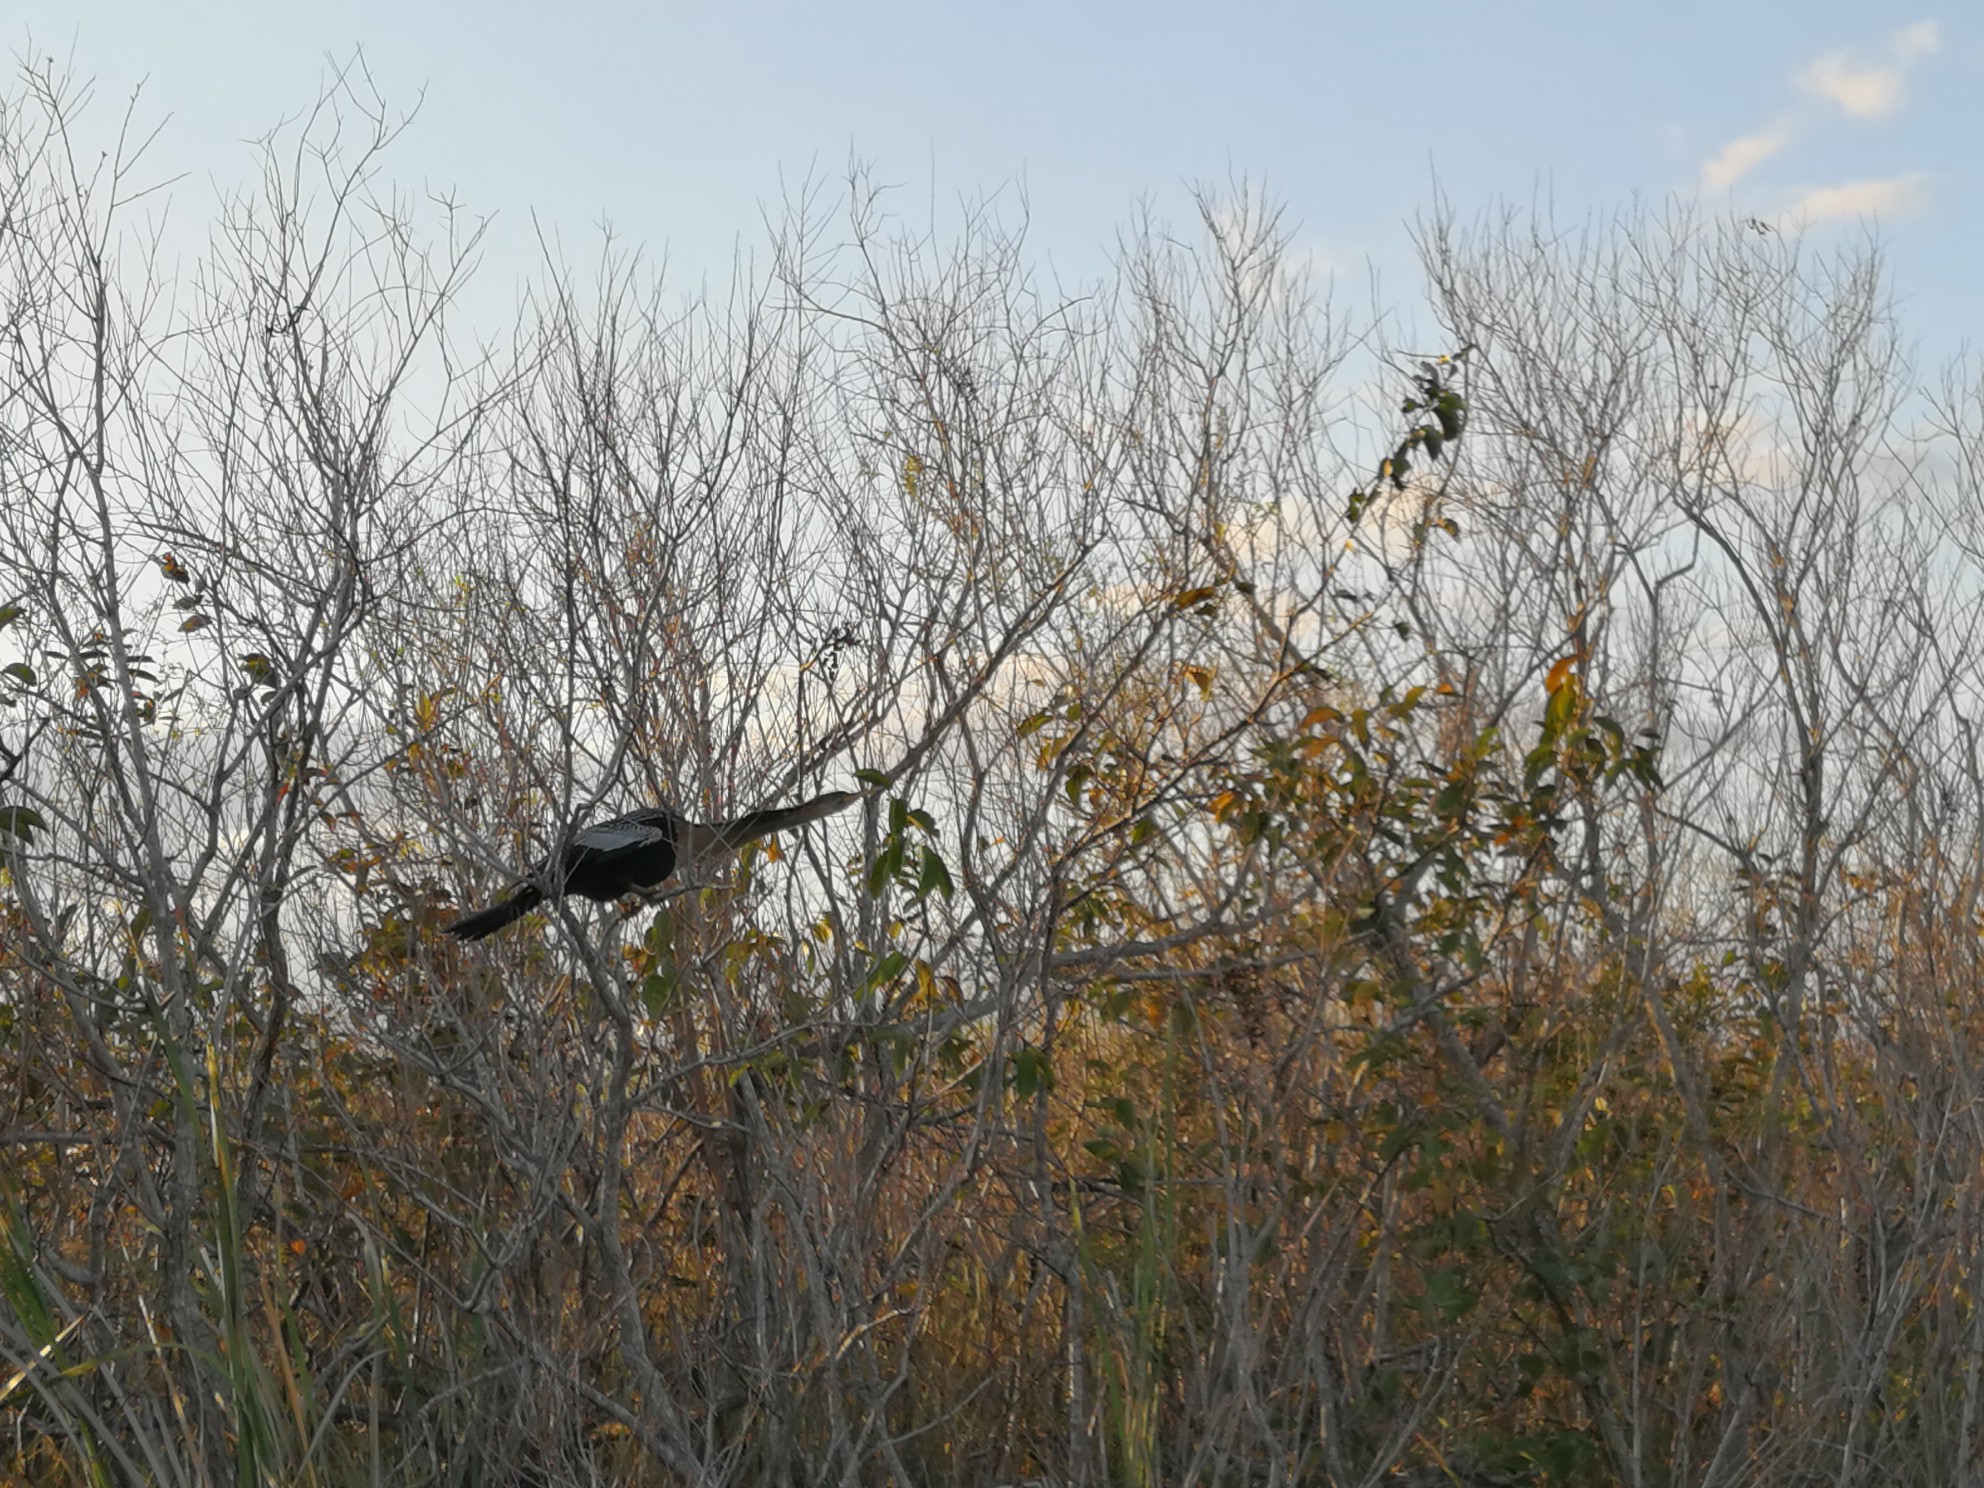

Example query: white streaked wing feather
[572,821,667,853]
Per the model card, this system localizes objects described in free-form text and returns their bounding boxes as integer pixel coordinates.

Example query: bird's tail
[445,883,545,941]
[694,789,863,855]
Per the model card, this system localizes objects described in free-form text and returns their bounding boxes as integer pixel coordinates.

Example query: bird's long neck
[681,790,861,858]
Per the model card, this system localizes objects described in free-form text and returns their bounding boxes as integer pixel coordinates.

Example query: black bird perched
[445,788,861,942]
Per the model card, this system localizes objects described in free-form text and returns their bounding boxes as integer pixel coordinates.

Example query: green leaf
[640,970,679,1019]
[645,910,674,956]
[1064,762,1092,806]
[1424,1265,1479,1322]
[1,663,34,687]
[0,605,21,630]
[853,767,892,789]
[1377,1120,1418,1163]
[917,849,954,901]
[1544,680,1580,732]
[867,837,905,896]
[1010,1046,1053,1098]
[0,807,46,842]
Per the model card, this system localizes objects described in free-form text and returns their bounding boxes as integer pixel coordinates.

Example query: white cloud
[1892,20,1941,59]
[1776,172,1929,227]
[1701,125,1792,189]
[1797,21,1940,119]
[1697,24,1938,203]
[1800,52,1903,118]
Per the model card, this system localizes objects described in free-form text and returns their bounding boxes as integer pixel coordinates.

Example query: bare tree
[14,57,1984,1488]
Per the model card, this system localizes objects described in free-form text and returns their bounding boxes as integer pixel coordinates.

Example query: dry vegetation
[5,64,1984,1487]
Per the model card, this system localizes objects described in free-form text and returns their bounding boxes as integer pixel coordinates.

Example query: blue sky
[12,3,1978,362]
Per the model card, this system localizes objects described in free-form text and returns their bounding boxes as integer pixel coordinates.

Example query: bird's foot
[616,891,676,925]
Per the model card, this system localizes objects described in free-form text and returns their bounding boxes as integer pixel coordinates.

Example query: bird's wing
[558,810,682,900]
[571,817,671,854]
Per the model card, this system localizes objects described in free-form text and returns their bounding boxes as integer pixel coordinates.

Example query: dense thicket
[6,66,1984,1487]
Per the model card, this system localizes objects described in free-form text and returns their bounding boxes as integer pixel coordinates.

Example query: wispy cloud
[1701,125,1792,189]
[1697,21,1938,214]
[1893,19,1944,57]
[1777,172,1929,226]
[1797,20,1939,119]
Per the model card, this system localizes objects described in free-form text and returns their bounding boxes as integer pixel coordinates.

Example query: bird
[444,788,862,941]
